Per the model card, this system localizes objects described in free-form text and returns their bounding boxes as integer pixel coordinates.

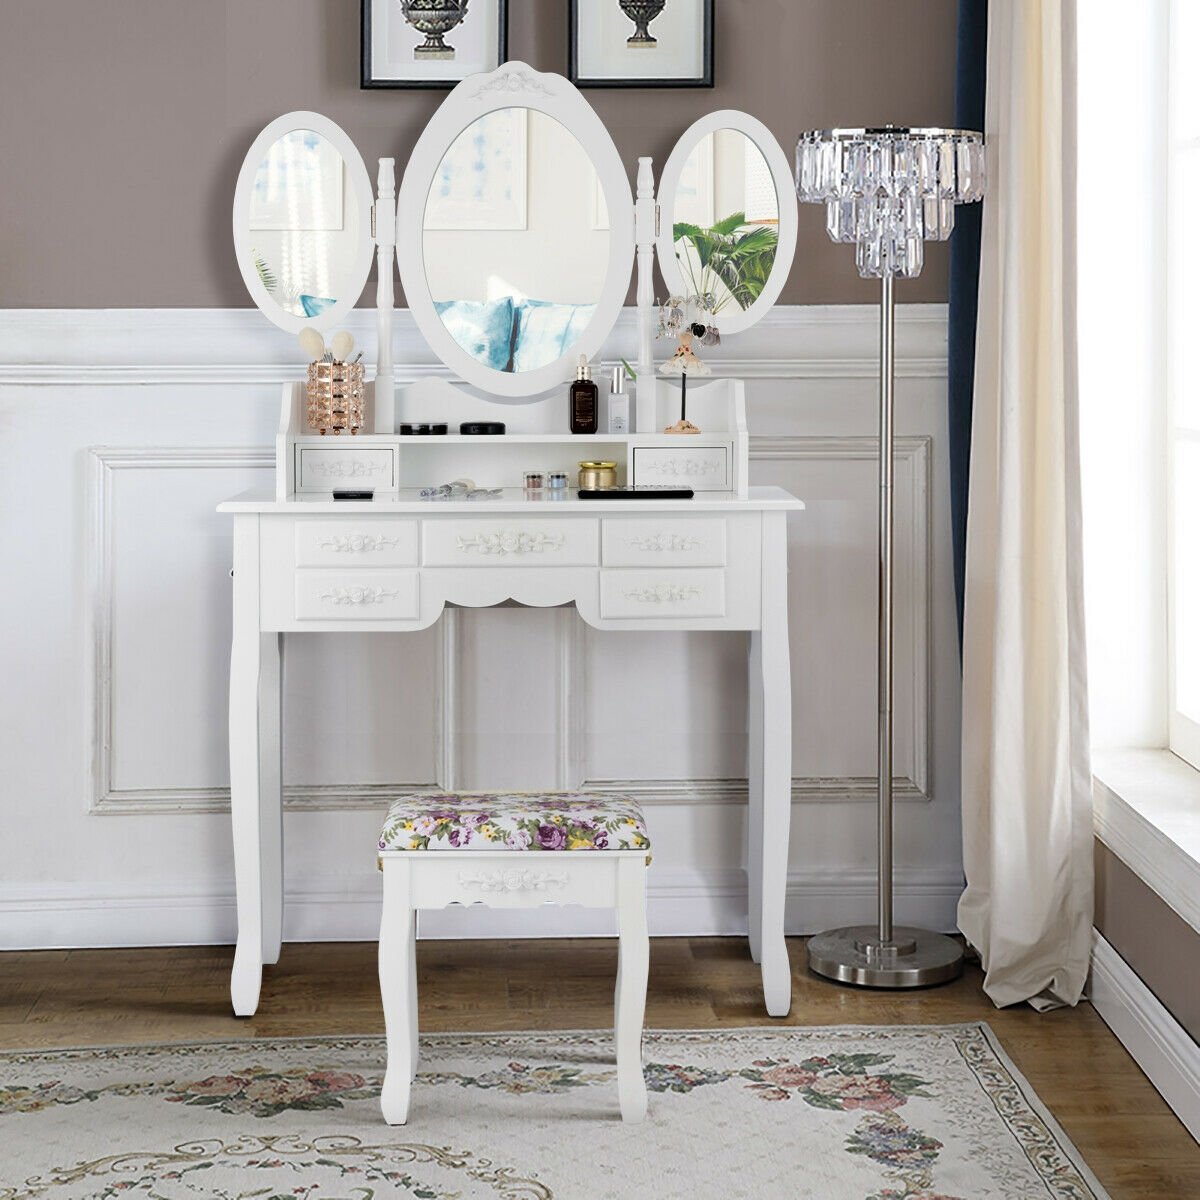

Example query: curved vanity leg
[379,860,415,1125]
[260,632,284,966]
[747,633,764,965]
[230,517,265,1016]
[615,858,649,1124]
[754,513,794,1018]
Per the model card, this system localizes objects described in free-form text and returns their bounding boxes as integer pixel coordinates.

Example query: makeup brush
[298,327,325,361]
[330,330,354,362]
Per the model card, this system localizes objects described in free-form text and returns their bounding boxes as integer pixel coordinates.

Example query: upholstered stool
[376,790,652,1125]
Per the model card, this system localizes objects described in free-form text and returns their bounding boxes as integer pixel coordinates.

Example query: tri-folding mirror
[231,76,798,400]
[397,63,636,399]
[655,111,797,335]
[232,112,376,334]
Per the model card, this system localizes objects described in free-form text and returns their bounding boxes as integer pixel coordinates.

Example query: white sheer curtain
[958,0,1094,1009]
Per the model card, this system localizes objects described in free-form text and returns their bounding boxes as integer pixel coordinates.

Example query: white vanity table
[223,62,803,1018]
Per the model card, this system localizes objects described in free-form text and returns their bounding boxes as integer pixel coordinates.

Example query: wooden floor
[1,937,1196,1197]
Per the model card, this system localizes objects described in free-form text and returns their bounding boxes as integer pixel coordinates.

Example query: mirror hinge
[371,204,377,240]
[655,203,660,237]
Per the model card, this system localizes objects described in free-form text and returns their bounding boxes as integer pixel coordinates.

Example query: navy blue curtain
[948,1,987,648]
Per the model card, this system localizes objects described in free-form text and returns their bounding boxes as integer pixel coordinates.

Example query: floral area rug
[0,1025,1107,1200]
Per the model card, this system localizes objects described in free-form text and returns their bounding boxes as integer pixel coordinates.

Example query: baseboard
[1089,930,1200,1141]
[0,866,963,950]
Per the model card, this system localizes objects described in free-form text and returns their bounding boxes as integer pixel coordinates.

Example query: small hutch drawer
[296,445,397,491]
[632,446,730,491]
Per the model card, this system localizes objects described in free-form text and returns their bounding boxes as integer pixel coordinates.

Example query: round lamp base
[807,926,964,989]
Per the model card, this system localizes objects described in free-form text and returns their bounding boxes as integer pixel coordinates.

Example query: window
[1169,1,1200,769]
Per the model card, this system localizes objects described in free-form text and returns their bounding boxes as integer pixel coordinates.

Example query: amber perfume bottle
[569,355,599,434]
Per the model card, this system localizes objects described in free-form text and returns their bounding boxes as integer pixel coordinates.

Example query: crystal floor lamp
[796,127,985,987]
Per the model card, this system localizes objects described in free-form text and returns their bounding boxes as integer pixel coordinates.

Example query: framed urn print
[361,0,508,89]
[569,0,714,89]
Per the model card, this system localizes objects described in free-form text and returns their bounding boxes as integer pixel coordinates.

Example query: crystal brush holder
[306,360,365,435]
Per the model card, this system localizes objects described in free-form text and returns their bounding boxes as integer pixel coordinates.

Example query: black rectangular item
[578,488,694,500]
[332,489,374,501]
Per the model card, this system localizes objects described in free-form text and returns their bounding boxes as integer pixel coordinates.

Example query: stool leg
[408,910,419,1081]
[615,858,649,1124]
[379,861,414,1125]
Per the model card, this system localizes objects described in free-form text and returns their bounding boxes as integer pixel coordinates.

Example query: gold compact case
[578,460,618,490]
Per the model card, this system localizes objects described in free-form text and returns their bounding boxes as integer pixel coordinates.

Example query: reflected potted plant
[672,212,779,313]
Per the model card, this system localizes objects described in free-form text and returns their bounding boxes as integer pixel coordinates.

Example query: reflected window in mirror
[672,130,779,316]
[422,107,611,373]
[246,130,360,320]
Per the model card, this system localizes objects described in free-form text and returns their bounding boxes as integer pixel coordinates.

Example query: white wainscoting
[0,305,963,948]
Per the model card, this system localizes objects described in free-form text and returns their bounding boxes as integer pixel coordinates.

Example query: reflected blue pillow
[512,301,598,373]
[299,294,336,317]
[434,298,516,372]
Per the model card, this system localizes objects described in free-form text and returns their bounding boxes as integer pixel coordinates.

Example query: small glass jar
[547,472,569,491]
[523,470,545,491]
[578,460,618,490]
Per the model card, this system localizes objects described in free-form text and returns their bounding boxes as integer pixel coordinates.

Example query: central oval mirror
[398,65,635,399]
[232,112,374,334]
[656,111,798,336]
[422,107,609,375]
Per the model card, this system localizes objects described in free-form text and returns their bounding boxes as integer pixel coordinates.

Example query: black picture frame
[361,0,509,90]
[568,0,714,89]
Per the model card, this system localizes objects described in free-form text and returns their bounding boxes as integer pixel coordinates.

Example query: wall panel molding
[0,864,964,950]
[0,305,949,386]
[17,302,963,948]
[88,432,935,816]
[88,446,444,814]
[749,434,934,802]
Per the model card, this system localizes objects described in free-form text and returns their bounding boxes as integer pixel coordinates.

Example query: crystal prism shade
[796,127,985,278]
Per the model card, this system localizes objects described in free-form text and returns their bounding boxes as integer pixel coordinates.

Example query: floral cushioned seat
[378,791,650,854]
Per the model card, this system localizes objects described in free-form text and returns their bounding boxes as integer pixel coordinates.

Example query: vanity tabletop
[217,486,805,514]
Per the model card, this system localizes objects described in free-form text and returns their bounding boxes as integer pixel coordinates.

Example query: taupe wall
[1094,842,1200,1042]
[0,0,957,308]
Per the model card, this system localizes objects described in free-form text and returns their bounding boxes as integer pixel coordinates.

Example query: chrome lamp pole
[796,126,985,988]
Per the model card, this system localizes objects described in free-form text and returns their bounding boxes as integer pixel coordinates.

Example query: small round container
[547,472,569,491]
[460,421,506,435]
[400,422,448,435]
[578,460,618,490]
[523,470,545,491]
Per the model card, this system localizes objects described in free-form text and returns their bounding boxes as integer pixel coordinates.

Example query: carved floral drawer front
[294,570,420,621]
[296,446,397,491]
[599,569,726,619]
[407,853,622,910]
[632,445,730,491]
[295,520,418,567]
[601,517,727,567]
[423,518,599,567]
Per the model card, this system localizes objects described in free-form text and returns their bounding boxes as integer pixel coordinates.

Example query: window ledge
[1093,748,1200,936]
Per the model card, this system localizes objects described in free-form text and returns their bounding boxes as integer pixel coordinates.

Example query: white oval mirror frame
[232,111,375,335]
[655,110,798,337]
[397,62,635,400]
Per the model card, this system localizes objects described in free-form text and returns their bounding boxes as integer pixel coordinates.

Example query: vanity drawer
[424,519,598,566]
[599,569,726,619]
[602,517,726,567]
[632,445,730,491]
[296,445,397,491]
[295,520,418,567]
[295,571,420,621]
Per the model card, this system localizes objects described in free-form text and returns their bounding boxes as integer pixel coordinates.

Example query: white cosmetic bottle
[607,364,630,434]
